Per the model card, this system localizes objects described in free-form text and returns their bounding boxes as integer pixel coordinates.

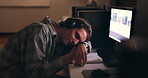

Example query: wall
[133,0,148,37]
[0,0,110,33]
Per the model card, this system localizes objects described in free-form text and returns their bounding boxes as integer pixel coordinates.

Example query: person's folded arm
[24,26,65,78]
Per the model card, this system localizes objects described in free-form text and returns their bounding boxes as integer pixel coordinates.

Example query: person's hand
[74,44,88,66]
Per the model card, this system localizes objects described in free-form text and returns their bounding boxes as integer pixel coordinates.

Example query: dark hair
[59,17,92,41]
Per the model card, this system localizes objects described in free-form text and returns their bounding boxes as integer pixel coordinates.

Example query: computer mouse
[91,69,109,77]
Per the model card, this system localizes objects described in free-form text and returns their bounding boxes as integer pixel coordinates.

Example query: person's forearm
[61,51,75,64]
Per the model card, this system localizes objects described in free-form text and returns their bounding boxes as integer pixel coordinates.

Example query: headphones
[59,18,91,29]
[59,17,92,41]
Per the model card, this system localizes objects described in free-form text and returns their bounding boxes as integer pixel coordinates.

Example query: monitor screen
[109,6,134,43]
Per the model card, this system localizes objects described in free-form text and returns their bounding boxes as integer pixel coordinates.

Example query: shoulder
[15,16,57,38]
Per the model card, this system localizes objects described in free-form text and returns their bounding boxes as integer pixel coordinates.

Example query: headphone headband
[59,18,91,29]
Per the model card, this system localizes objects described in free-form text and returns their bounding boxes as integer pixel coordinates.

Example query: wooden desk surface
[69,63,118,78]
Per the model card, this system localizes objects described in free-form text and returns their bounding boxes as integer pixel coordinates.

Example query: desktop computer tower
[72,6,110,48]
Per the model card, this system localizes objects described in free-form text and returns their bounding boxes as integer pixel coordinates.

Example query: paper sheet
[87,53,103,63]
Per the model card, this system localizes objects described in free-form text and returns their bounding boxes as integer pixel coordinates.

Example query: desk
[69,63,118,78]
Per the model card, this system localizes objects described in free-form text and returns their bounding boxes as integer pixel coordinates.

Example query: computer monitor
[96,6,136,67]
[109,6,135,43]
[72,6,110,48]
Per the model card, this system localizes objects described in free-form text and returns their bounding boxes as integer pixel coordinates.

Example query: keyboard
[102,55,119,67]
[97,47,119,67]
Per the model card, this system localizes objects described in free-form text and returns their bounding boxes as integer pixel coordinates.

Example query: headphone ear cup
[64,18,77,29]
[59,20,74,28]
[65,24,76,28]
[59,18,85,29]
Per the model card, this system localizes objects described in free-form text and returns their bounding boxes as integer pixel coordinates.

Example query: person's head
[58,17,92,46]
